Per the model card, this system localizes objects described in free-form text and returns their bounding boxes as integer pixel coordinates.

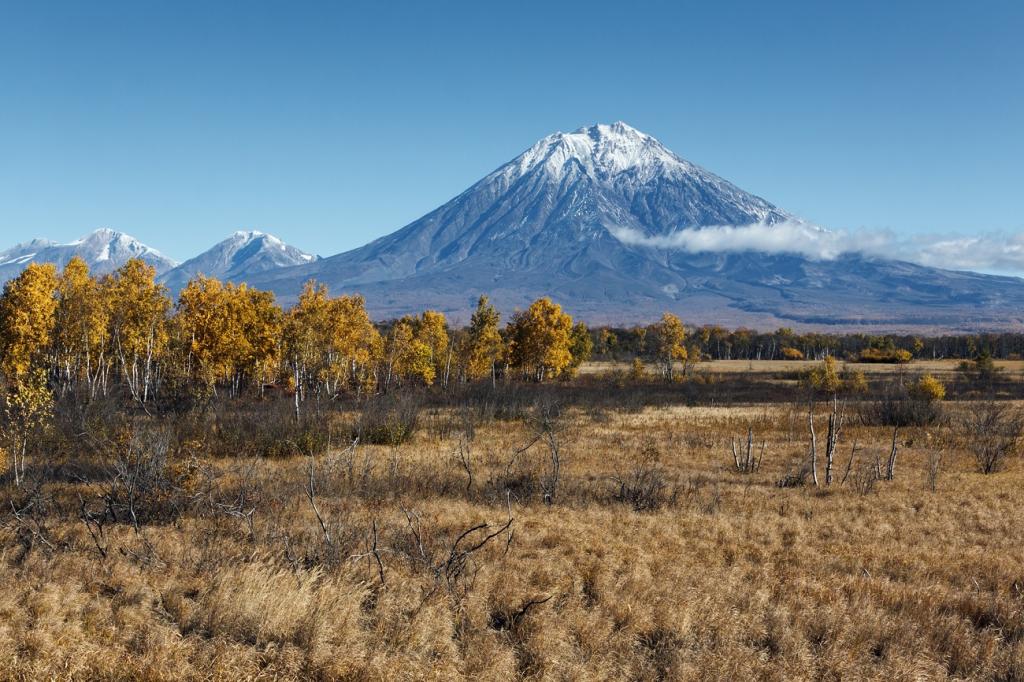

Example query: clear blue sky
[1,0,1022,263]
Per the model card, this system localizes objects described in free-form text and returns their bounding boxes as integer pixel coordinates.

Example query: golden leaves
[507,297,574,381]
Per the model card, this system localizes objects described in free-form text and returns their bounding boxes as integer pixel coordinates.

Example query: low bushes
[353,394,422,445]
[856,348,913,363]
[859,377,944,427]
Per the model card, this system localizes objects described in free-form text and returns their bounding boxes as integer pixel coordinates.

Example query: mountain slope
[254,122,794,289]
[245,122,1024,330]
[160,231,316,292]
[0,229,176,283]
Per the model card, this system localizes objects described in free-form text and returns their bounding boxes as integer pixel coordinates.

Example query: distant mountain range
[159,231,317,291]
[0,228,317,291]
[0,228,176,282]
[4,122,1024,331]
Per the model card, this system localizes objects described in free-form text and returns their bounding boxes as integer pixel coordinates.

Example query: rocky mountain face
[247,123,1024,331]
[0,228,176,283]
[159,231,316,292]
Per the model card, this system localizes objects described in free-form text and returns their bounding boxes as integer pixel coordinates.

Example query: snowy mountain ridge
[0,228,316,293]
[0,228,177,283]
[159,230,317,291]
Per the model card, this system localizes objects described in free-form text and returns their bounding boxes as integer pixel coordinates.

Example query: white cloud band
[608,221,1024,276]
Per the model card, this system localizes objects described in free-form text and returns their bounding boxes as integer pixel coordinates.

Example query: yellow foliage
[414,311,450,381]
[652,312,687,379]
[54,257,109,389]
[283,280,333,385]
[284,282,381,395]
[386,319,434,386]
[174,277,284,391]
[911,374,946,402]
[565,322,593,377]
[0,262,59,380]
[858,347,913,364]
[2,368,53,482]
[236,286,284,383]
[466,295,503,380]
[780,347,804,360]
[843,369,869,394]
[330,294,381,381]
[104,259,171,400]
[806,356,842,394]
[506,298,574,381]
[175,276,237,388]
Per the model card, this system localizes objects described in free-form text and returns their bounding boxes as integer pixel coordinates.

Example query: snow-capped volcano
[245,122,1024,330]
[251,121,796,291]
[508,122,790,226]
[160,231,317,292]
[0,228,176,283]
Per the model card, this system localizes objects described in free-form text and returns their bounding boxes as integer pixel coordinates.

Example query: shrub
[857,348,913,364]
[859,381,943,427]
[803,356,841,394]
[612,439,673,511]
[780,347,804,360]
[961,402,1023,474]
[204,400,334,458]
[850,461,879,495]
[843,369,869,395]
[909,374,946,402]
[958,353,998,383]
[354,394,421,445]
[628,357,647,381]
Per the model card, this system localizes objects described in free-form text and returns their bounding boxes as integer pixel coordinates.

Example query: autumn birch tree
[652,312,687,380]
[465,295,504,385]
[507,298,573,381]
[105,259,171,404]
[0,263,59,484]
[53,257,109,397]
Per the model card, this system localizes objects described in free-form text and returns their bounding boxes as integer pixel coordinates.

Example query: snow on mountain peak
[0,228,176,283]
[158,231,317,291]
[76,228,173,263]
[232,229,268,241]
[506,121,703,188]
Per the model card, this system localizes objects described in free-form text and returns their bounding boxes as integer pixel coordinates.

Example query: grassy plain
[1,380,1022,680]
[581,358,1024,378]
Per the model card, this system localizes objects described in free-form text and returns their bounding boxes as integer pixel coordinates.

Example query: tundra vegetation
[1,258,1024,680]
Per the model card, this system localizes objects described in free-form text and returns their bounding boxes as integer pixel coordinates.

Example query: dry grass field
[580,358,1024,379]
[1,389,1023,681]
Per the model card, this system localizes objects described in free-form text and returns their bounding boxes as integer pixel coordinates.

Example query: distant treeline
[585,325,1024,363]
[0,255,1015,416]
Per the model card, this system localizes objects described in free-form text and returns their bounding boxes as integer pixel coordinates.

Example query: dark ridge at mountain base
[253,251,1024,332]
